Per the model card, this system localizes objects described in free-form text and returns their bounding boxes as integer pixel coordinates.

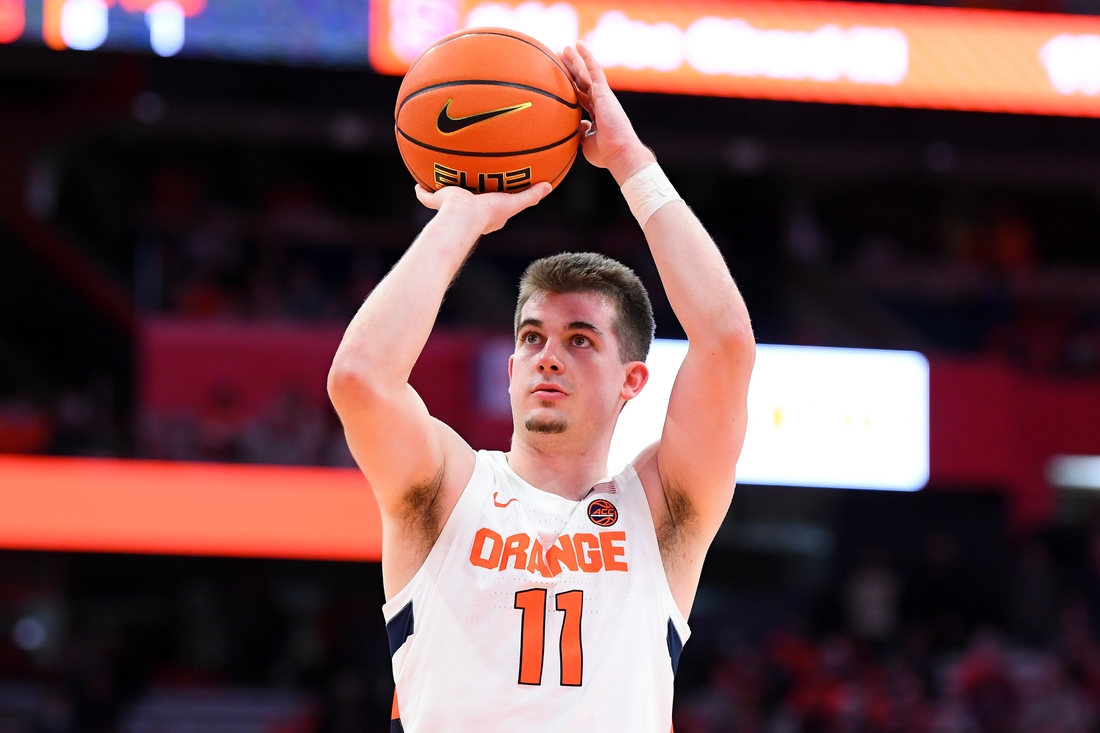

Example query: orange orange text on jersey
[469,528,628,576]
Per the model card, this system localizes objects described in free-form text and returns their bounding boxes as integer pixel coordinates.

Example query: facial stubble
[524,401,568,435]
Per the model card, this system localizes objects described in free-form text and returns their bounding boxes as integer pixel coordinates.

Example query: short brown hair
[514,252,655,363]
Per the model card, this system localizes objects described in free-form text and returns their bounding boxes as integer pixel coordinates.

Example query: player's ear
[507,354,515,389]
[621,361,648,401]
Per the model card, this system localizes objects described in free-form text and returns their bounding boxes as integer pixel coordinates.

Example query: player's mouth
[531,383,568,400]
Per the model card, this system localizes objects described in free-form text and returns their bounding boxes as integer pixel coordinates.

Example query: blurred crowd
[135,170,387,324]
[852,214,1100,377]
[675,625,1100,733]
[776,197,1100,377]
[5,529,1100,733]
[139,163,1100,381]
[675,535,1100,733]
[0,381,357,467]
[0,554,395,733]
[137,390,355,467]
[0,382,125,459]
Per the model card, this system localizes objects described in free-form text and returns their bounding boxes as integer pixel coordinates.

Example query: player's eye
[522,332,540,344]
[572,335,589,347]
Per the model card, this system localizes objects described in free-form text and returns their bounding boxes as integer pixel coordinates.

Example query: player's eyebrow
[517,318,543,332]
[566,321,603,336]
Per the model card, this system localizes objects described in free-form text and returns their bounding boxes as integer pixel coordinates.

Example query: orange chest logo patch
[587,499,618,527]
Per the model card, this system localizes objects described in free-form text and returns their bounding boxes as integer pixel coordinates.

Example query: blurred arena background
[4,0,1100,730]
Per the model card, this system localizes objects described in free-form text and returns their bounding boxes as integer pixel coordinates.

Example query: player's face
[508,291,647,440]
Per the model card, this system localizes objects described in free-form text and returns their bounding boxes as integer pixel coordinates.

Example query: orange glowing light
[43,0,73,50]
[0,455,382,561]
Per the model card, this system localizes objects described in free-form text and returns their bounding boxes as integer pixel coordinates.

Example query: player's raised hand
[415,182,552,235]
[561,41,656,184]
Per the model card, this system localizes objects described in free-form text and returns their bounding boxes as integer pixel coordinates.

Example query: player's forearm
[329,203,483,397]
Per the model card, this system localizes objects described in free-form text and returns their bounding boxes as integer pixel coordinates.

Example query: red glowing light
[0,0,25,43]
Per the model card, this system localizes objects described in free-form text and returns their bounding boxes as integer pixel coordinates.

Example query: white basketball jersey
[382,450,690,733]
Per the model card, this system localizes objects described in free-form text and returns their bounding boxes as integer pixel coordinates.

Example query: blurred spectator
[949,631,1017,733]
[909,532,971,650]
[1079,528,1100,640]
[195,385,249,463]
[0,399,52,454]
[785,200,829,265]
[1010,542,1059,646]
[284,265,335,322]
[845,548,902,645]
[241,392,326,466]
[988,215,1035,274]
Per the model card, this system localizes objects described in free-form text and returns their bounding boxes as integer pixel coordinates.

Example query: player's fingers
[566,44,595,91]
[560,46,578,72]
[559,48,574,77]
[576,88,593,115]
[579,119,594,137]
[580,127,598,156]
[414,184,440,209]
[510,182,552,212]
[575,41,608,87]
[560,47,586,90]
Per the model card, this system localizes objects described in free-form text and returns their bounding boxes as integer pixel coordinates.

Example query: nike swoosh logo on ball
[436,98,532,134]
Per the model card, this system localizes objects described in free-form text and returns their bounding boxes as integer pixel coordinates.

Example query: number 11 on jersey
[514,589,584,686]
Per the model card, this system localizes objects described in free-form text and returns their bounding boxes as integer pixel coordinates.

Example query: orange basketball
[395,28,582,194]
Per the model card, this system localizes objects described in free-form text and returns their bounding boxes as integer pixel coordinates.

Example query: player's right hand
[561,42,655,185]
[414,182,552,235]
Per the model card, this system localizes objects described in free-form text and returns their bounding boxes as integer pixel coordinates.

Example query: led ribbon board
[371,0,1100,117]
[0,456,382,560]
[2,0,369,61]
[607,341,930,491]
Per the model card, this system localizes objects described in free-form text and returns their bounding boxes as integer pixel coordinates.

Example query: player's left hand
[561,42,656,185]
[414,182,552,235]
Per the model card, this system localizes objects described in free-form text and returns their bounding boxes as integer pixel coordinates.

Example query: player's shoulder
[426,418,477,508]
[630,440,660,481]
[630,441,668,527]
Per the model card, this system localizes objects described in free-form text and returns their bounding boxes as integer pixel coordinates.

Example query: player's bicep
[334,381,454,512]
[656,340,753,522]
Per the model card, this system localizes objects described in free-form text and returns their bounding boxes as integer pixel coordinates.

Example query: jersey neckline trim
[487,450,614,516]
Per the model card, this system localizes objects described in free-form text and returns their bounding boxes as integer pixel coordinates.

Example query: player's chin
[523,409,569,435]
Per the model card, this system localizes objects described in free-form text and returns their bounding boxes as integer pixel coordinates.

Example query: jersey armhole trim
[386,600,415,657]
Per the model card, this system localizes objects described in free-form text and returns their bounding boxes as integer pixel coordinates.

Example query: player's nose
[536,344,564,373]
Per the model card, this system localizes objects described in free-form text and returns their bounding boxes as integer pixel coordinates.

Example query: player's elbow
[327,363,355,411]
[327,358,380,413]
[712,320,756,362]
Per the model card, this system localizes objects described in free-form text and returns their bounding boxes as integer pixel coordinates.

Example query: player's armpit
[659,336,753,528]
[645,334,754,608]
[330,373,475,598]
[328,373,474,525]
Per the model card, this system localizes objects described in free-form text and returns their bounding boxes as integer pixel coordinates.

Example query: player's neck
[506,432,612,502]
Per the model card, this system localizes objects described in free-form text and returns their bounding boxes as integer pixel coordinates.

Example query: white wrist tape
[621,163,682,229]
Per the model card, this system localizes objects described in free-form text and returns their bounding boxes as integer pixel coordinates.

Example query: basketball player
[328,42,755,732]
